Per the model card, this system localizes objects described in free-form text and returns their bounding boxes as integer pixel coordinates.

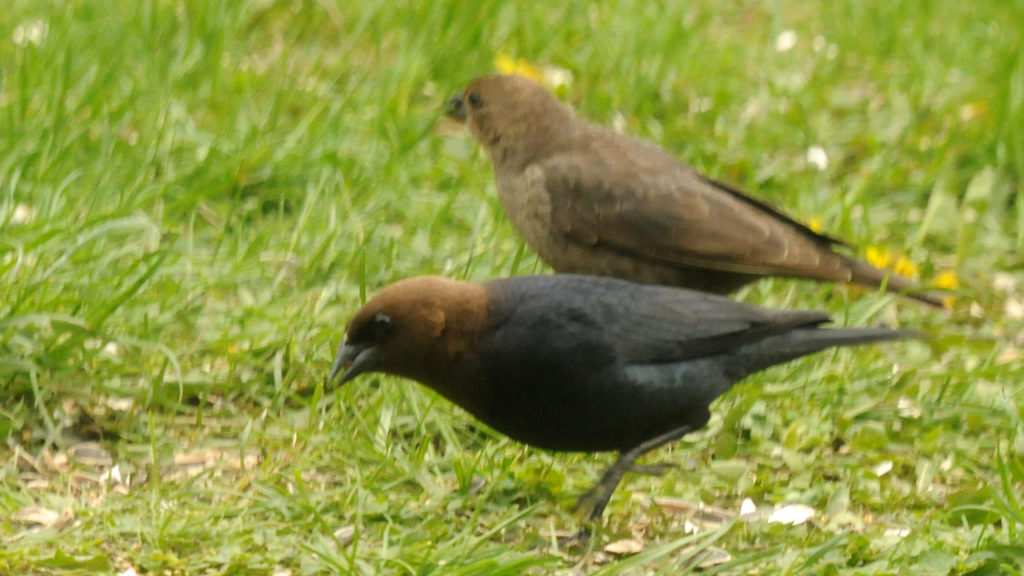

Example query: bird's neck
[486,110,576,172]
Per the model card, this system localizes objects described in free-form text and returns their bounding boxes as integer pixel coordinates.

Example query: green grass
[1,0,1022,573]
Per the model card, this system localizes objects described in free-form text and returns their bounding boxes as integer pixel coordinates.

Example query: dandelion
[933,270,959,290]
[930,269,960,309]
[494,54,573,91]
[807,217,824,234]
[865,246,920,278]
[865,246,891,269]
[494,54,542,82]
[892,255,920,279]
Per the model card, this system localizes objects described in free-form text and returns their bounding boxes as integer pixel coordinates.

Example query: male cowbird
[331,274,919,521]
[446,74,942,306]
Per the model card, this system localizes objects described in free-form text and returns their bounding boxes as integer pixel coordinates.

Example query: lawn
[1,0,1022,574]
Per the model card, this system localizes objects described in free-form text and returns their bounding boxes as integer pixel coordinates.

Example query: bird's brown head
[330,276,490,388]
[445,75,573,167]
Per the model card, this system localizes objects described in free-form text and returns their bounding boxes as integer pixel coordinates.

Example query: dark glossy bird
[331,274,919,521]
[445,74,942,306]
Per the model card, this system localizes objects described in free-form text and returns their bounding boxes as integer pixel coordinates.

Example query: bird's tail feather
[844,257,946,308]
[733,326,923,377]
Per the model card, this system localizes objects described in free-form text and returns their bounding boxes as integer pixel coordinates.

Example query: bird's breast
[495,166,555,249]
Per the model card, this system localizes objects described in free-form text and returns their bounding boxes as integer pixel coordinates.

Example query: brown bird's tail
[844,257,946,307]
[731,326,924,378]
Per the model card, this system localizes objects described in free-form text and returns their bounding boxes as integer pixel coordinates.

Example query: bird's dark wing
[487,276,830,366]
[539,142,854,281]
[592,279,830,364]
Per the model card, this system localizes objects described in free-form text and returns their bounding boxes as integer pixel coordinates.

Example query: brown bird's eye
[467,92,483,108]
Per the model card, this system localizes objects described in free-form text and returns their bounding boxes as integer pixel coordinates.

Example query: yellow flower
[808,217,824,234]
[933,269,959,290]
[933,270,960,308]
[494,54,542,82]
[892,255,920,279]
[865,245,919,278]
[865,245,892,269]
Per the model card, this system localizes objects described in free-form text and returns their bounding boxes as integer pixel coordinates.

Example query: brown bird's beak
[445,94,467,122]
[329,336,378,385]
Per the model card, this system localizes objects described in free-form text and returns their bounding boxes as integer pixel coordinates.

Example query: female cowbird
[446,74,942,306]
[331,274,919,521]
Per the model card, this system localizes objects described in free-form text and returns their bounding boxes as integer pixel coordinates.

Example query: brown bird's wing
[540,148,854,281]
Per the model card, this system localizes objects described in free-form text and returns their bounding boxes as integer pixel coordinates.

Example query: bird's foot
[556,526,592,548]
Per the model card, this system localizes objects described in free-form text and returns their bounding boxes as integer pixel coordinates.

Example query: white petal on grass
[1005,298,1024,320]
[806,146,829,170]
[100,464,123,485]
[897,397,922,419]
[768,503,815,526]
[118,569,138,576]
[873,460,894,477]
[992,271,1017,293]
[739,498,757,517]
[11,203,35,224]
[12,19,48,46]
[775,30,798,52]
[541,66,573,90]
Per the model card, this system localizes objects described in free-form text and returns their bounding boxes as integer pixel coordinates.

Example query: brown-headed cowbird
[446,74,943,306]
[331,274,919,521]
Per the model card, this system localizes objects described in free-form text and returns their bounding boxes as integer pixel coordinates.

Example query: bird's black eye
[351,312,393,345]
[467,92,483,108]
[370,312,393,340]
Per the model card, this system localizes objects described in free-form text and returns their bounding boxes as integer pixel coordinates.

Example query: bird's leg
[575,424,696,521]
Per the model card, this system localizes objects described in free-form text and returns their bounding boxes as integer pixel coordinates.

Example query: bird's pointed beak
[445,94,467,122]
[329,335,379,386]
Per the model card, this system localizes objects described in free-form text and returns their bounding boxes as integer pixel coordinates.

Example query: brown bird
[445,74,942,306]
[331,274,919,522]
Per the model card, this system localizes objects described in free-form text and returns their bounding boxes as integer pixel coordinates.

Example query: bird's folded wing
[541,154,852,280]
[494,276,830,366]
[589,283,831,364]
